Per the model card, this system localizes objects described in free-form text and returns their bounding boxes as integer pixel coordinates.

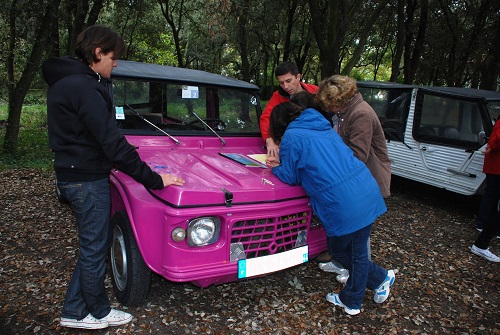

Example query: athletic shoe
[374,269,395,304]
[60,314,108,330]
[326,293,360,315]
[318,261,348,275]
[471,245,500,262]
[336,273,349,284]
[100,309,133,326]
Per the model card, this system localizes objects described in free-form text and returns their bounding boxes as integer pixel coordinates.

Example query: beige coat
[337,93,391,197]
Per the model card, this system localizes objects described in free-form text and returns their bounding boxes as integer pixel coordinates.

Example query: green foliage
[0,103,53,170]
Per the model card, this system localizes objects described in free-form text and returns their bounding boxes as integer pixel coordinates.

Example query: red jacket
[259,82,318,141]
[483,121,500,175]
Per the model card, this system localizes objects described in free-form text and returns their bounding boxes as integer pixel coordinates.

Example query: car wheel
[110,211,151,306]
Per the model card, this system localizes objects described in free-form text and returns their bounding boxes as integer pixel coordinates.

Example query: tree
[390,0,405,82]
[479,15,500,91]
[158,0,189,68]
[3,0,61,154]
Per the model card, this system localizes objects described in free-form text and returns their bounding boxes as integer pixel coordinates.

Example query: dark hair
[275,61,299,77]
[269,102,303,144]
[290,91,316,109]
[74,25,126,65]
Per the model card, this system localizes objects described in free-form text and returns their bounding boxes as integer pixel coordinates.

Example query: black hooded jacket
[42,56,163,190]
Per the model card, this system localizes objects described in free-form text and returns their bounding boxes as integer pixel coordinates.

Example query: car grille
[230,211,311,259]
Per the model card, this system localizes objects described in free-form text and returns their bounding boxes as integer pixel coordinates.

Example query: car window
[358,87,412,142]
[488,101,500,124]
[112,79,261,134]
[413,92,485,148]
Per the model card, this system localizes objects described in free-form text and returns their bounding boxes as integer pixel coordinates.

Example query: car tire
[110,211,151,306]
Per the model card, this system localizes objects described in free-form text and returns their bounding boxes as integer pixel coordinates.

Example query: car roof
[112,60,260,92]
[357,80,500,101]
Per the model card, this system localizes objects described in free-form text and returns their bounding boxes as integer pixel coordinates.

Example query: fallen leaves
[0,170,498,334]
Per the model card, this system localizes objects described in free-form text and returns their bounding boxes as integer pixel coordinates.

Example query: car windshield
[112,79,261,135]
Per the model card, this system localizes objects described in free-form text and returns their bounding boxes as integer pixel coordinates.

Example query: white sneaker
[60,313,108,329]
[374,269,396,303]
[336,272,349,284]
[326,293,360,315]
[471,245,500,262]
[318,261,347,275]
[100,308,133,326]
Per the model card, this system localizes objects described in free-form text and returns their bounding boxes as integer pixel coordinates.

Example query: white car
[357,81,500,196]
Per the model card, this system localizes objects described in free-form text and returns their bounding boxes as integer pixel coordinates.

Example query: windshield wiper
[126,104,180,145]
[191,111,226,146]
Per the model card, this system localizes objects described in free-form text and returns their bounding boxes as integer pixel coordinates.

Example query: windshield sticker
[182,86,199,99]
[115,106,125,120]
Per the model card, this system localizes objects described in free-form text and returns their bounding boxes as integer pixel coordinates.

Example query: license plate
[237,245,308,279]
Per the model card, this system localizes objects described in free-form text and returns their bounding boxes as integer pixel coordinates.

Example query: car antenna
[126,104,180,145]
[191,111,226,146]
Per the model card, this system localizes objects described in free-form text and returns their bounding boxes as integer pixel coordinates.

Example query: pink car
[108,61,327,305]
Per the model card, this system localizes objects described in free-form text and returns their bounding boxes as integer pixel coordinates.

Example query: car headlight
[187,217,221,246]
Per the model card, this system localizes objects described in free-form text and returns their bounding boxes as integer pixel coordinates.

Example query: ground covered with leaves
[0,169,498,335]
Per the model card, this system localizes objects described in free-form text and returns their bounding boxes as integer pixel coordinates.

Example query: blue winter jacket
[272,108,387,237]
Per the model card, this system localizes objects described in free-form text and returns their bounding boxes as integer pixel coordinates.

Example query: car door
[411,89,490,195]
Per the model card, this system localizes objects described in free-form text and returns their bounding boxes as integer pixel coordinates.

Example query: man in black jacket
[42,25,185,330]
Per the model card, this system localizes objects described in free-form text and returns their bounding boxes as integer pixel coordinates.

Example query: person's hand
[160,174,185,187]
[266,138,280,158]
[266,156,280,168]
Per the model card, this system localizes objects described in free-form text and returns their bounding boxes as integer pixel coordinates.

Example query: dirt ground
[0,169,498,335]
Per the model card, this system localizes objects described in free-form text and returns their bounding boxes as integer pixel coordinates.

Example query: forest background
[1,0,499,157]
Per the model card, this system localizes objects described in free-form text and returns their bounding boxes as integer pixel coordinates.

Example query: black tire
[110,211,152,306]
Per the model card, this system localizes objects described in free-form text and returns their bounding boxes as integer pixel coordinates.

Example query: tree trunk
[479,16,500,91]
[407,0,427,84]
[4,0,61,154]
[341,0,390,75]
[390,0,406,82]
[159,0,186,68]
[308,0,342,77]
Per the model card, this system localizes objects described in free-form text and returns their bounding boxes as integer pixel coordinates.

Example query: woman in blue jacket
[265,102,395,315]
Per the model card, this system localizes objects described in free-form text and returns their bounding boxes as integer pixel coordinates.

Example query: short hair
[275,61,299,77]
[269,102,303,144]
[290,91,316,109]
[315,75,358,111]
[74,25,126,65]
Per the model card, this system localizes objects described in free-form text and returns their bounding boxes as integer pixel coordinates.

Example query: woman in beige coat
[315,75,391,198]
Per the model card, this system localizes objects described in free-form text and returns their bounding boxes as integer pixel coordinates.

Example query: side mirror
[478,131,487,146]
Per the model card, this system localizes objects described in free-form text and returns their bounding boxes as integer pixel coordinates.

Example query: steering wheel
[188,118,226,131]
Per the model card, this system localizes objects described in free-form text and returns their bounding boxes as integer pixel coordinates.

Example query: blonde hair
[315,75,358,111]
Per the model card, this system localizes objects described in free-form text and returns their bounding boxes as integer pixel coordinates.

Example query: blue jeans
[58,178,112,320]
[327,224,387,309]
[476,173,500,232]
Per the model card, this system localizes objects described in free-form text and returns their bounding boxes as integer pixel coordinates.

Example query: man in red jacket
[471,120,500,262]
[260,62,318,157]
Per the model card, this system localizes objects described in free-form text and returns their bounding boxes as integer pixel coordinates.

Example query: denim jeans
[476,173,500,232]
[327,224,387,309]
[58,178,112,320]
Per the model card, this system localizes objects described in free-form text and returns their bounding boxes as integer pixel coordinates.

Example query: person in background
[266,102,395,315]
[471,120,500,262]
[314,75,392,275]
[42,25,185,330]
[315,75,391,197]
[260,61,318,157]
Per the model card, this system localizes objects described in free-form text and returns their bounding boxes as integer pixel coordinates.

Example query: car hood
[118,136,308,207]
